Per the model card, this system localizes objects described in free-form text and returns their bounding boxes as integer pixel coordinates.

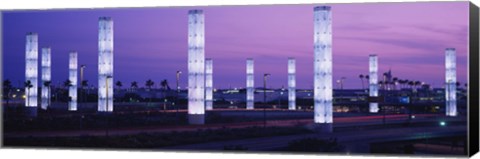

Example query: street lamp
[176,71,182,118]
[80,65,86,102]
[340,77,346,90]
[263,73,270,128]
[104,75,113,137]
[80,65,86,84]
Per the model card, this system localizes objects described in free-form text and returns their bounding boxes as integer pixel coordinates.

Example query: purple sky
[2,2,469,89]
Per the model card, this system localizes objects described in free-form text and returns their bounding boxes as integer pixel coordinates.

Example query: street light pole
[80,65,86,102]
[176,71,182,118]
[263,73,270,128]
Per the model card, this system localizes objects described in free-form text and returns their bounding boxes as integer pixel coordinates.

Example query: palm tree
[392,77,398,90]
[145,79,155,104]
[160,79,171,111]
[359,74,365,90]
[145,79,154,90]
[399,79,406,89]
[405,80,410,88]
[24,80,33,106]
[63,79,72,88]
[63,79,72,102]
[43,81,52,106]
[378,81,384,90]
[131,81,138,90]
[414,81,421,90]
[407,81,414,89]
[3,80,13,107]
[160,79,171,91]
[116,81,122,90]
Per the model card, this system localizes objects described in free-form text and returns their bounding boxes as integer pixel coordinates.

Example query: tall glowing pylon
[69,51,78,111]
[369,54,379,113]
[288,57,296,110]
[445,48,457,117]
[313,6,333,132]
[246,58,254,110]
[41,47,51,110]
[25,32,38,116]
[188,10,205,124]
[98,17,114,112]
[205,58,213,110]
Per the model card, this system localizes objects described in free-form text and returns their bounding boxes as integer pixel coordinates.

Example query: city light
[440,121,446,126]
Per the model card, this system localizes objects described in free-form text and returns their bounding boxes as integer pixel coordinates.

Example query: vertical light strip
[188,10,205,124]
[288,57,296,110]
[41,47,51,110]
[445,48,457,117]
[25,32,38,107]
[98,17,114,112]
[69,51,78,111]
[313,6,332,124]
[205,58,213,110]
[369,54,379,113]
[246,58,254,110]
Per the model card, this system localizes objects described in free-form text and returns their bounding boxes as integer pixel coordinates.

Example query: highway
[163,124,466,152]
[4,113,463,138]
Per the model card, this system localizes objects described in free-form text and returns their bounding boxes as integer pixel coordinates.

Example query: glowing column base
[369,103,379,113]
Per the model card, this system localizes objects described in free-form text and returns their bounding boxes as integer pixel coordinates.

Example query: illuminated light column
[188,10,205,124]
[445,48,457,117]
[69,52,78,111]
[246,58,254,110]
[41,47,51,110]
[369,54,379,113]
[25,32,38,116]
[205,58,213,110]
[98,17,114,112]
[313,6,333,132]
[288,57,296,110]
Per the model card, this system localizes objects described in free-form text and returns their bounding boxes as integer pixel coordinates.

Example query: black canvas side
[468,1,479,157]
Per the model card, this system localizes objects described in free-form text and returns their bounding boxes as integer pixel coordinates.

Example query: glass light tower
[313,6,333,132]
[69,51,78,111]
[445,48,457,117]
[369,54,379,113]
[288,57,296,110]
[205,58,213,110]
[246,58,254,110]
[188,10,205,124]
[41,47,51,110]
[98,17,114,112]
[25,32,38,114]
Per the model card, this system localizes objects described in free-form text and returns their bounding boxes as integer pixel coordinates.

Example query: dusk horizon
[2,1,469,89]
